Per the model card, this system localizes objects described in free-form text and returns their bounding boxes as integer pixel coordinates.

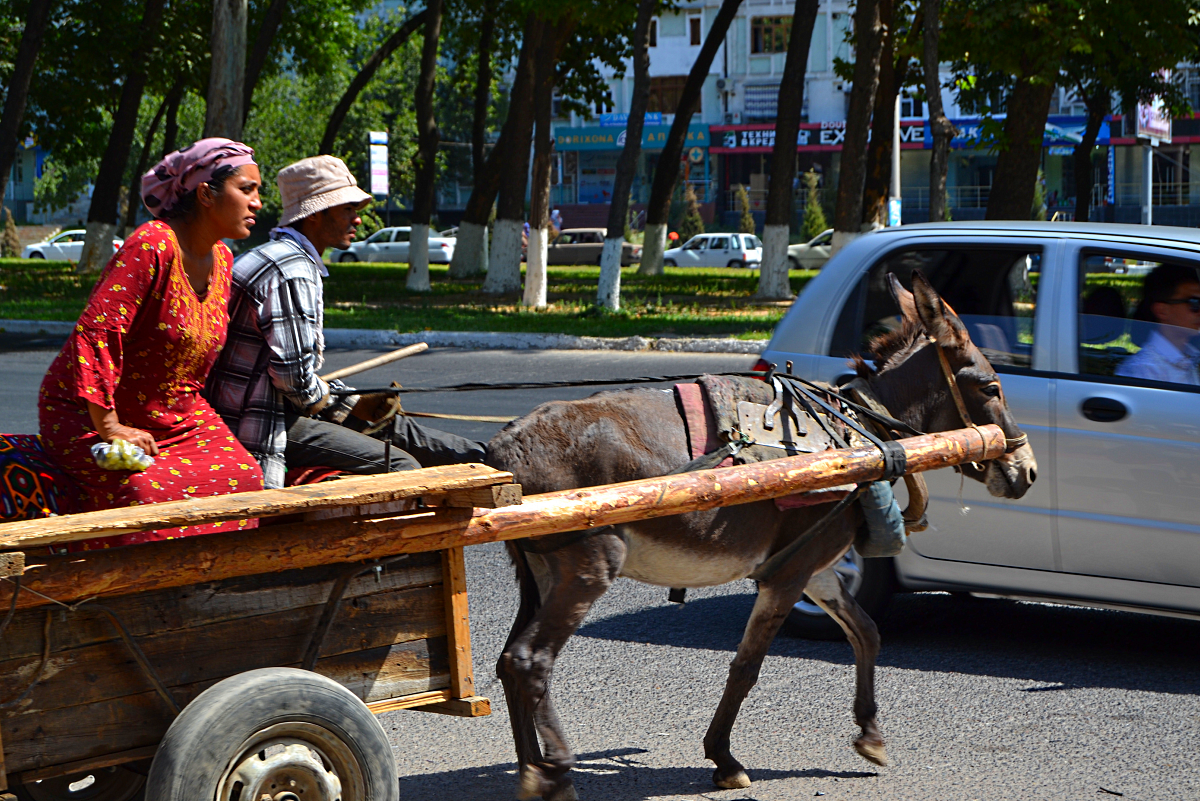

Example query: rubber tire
[144,668,397,801]
[727,260,743,269]
[28,252,45,259]
[788,256,800,270]
[663,259,677,267]
[338,252,358,262]
[783,556,895,641]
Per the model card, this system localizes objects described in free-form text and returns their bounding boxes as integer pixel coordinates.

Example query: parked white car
[22,229,123,261]
[787,228,833,270]
[663,233,762,268]
[332,227,456,264]
[756,221,1200,637]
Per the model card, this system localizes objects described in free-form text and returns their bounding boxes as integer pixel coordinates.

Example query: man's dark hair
[1132,262,1200,323]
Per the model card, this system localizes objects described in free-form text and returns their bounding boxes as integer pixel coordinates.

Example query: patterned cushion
[0,434,83,521]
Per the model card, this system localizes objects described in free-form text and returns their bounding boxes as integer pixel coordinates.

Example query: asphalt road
[2,343,1198,801]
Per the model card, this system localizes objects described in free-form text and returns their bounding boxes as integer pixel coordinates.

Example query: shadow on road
[396,747,877,801]
[575,588,1200,695]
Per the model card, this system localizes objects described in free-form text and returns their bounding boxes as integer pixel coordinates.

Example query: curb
[0,320,767,355]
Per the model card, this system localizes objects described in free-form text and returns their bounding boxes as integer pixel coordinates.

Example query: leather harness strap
[933,341,1029,454]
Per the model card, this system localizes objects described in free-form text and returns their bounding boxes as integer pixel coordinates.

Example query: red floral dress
[38,221,264,550]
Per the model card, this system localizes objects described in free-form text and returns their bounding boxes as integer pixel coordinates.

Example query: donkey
[485,272,1037,800]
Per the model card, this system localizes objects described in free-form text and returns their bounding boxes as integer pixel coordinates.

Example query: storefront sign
[368,131,388,196]
[598,112,662,127]
[934,116,1112,150]
[1136,71,1172,144]
[710,121,924,153]
[555,123,709,151]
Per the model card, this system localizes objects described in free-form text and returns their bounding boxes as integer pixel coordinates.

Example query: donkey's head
[862,270,1036,500]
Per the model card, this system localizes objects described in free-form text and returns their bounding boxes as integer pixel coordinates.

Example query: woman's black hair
[159,164,240,220]
[1132,262,1200,324]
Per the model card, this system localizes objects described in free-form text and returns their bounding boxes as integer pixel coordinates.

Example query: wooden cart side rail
[0,464,517,549]
[0,426,1004,612]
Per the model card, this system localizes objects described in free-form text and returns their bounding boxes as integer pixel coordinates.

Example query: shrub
[800,170,828,241]
[736,184,756,234]
[680,183,705,241]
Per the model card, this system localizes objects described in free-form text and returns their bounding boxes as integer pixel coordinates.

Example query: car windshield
[811,231,832,246]
[682,237,705,250]
[365,230,390,243]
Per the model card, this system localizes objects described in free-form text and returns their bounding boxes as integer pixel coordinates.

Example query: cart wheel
[15,767,145,801]
[144,668,397,801]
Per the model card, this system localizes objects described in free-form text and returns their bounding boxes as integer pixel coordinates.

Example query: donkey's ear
[887,273,918,324]
[911,270,969,346]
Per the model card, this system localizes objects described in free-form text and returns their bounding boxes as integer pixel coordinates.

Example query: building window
[689,16,702,45]
[751,16,791,54]
[647,76,689,114]
[649,18,658,47]
[900,92,923,118]
[595,91,614,115]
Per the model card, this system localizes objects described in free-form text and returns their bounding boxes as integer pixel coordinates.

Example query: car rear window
[830,246,1041,371]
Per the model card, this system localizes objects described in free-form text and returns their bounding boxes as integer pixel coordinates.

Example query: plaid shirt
[205,230,337,488]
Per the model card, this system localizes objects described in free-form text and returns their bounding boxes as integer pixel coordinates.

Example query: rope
[330,371,770,396]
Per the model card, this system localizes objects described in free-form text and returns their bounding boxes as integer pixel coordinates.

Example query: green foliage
[679,183,705,241]
[1,209,20,258]
[623,195,636,241]
[33,154,99,214]
[800,170,828,241]
[736,185,756,234]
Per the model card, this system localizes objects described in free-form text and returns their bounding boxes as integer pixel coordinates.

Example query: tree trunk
[860,0,898,230]
[78,0,168,274]
[0,0,54,208]
[923,0,954,224]
[523,17,573,309]
[1073,88,1107,223]
[318,11,429,155]
[597,0,655,310]
[406,0,444,293]
[161,83,185,157]
[123,88,175,235]
[757,0,820,301]
[831,0,884,255]
[205,0,248,139]
[448,128,506,278]
[985,76,1054,221]
[472,5,496,178]
[639,0,743,276]
[242,0,289,123]
[483,15,542,295]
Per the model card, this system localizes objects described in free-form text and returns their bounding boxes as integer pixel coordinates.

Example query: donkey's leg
[703,573,813,789]
[501,532,626,801]
[498,546,548,772]
[804,568,887,766]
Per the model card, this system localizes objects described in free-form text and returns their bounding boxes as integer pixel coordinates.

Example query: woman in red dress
[39,138,266,550]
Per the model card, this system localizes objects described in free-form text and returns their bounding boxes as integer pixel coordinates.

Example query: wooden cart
[0,424,1004,801]
[0,464,522,801]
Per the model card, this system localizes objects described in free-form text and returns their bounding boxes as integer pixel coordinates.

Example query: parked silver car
[332,226,455,264]
[787,228,833,270]
[22,229,123,260]
[664,232,762,268]
[756,221,1200,637]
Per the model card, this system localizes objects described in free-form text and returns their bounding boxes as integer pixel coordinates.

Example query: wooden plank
[0,585,447,717]
[367,689,452,713]
[2,426,1004,611]
[0,463,515,549]
[0,554,442,662]
[439,484,523,509]
[409,695,492,717]
[1,640,450,773]
[17,745,158,784]
[441,547,475,698]
[0,554,22,580]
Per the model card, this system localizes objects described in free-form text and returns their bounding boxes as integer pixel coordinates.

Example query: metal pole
[891,94,901,200]
[1142,143,1153,226]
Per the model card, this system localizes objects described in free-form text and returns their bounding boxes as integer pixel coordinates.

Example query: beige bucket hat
[277,155,372,227]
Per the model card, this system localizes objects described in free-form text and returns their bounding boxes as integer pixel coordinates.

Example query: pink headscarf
[141,137,256,218]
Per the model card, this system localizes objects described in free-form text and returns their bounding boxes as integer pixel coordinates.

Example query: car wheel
[788,256,800,270]
[28,252,45,259]
[783,549,895,640]
[338,253,358,263]
[727,260,744,269]
[663,259,677,267]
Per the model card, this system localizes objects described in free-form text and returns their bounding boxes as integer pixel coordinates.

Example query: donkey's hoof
[712,768,752,789]
[517,766,545,800]
[854,737,888,767]
[545,783,578,801]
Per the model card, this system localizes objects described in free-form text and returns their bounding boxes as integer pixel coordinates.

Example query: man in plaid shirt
[205,156,484,488]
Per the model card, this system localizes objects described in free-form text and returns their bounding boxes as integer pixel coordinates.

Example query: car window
[556,233,575,244]
[1076,250,1200,389]
[729,235,741,249]
[366,230,391,243]
[749,236,762,249]
[830,246,1041,371]
[394,229,410,242]
[710,236,730,250]
[812,231,832,247]
[682,237,705,250]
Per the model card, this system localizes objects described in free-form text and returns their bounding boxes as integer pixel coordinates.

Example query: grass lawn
[0,259,816,339]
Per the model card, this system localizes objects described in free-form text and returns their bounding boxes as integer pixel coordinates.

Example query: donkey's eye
[981,383,1001,398]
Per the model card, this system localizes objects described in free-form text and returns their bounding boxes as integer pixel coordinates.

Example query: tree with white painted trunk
[756,0,819,301]
[639,0,743,276]
[830,0,883,257]
[597,0,655,311]
[406,0,444,293]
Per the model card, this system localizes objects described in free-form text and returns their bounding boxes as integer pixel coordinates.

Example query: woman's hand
[87,402,160,456]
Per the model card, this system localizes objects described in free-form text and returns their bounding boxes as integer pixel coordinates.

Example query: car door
[678,236,706,266]
[53,232,84,261]
[707,235,731,267]
[1053,240,1200,589]
[576,231,601,263]
[390,229,411,263]
[362,229,392,262]
[547,232,572,264]
[795,237,1059,570]
[803,231,833,269]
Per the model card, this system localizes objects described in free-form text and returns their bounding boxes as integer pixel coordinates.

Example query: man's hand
[348,385,403,435]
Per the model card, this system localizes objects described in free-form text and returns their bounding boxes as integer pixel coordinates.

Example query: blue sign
[598,112,662,127]
[887,198,902,227]
[926,115,1111,150]
[555,123,709,151]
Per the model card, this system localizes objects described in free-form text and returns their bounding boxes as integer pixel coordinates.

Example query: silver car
[22,229,123,260]
[757,221,1200,637]
[333,226,455,264]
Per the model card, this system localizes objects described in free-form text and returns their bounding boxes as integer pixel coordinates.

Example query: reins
[931,342,1028,455]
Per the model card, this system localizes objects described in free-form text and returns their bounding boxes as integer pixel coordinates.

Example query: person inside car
[1116,263,1200,385]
